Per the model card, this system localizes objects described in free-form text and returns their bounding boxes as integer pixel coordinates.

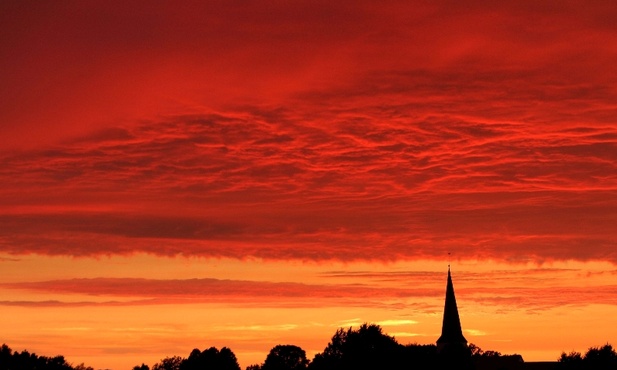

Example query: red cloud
[1,109,616,263]
[1,1,617,264]
[0,277,439,310]
[3,268,616,312]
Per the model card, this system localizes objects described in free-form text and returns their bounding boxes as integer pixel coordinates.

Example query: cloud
[1,107,616,263]
[1,1,617,264]
[3,4,617,369]
[463,285,617,313]
[376,320,418,326]
[0,278,437,308]
[465,329,487,336]
[0,299,155,307]
[2,0,617,147]
[0,277,440,307]
[3,265,616,312]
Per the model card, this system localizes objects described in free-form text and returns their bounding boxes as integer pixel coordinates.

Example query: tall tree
[178,347,240,370]
[262,345,308,370]
[308,324,404,370]
[153,356,184,370]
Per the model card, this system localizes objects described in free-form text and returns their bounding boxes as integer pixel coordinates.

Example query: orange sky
[1,1,617,369]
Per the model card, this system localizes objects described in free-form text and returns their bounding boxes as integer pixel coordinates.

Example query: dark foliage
[308,323,410,370]
[4,331,616,370]
[469,343,523,370]
[0,344,85,370]
[184,347,240,370]
[151,347,240,370]
[152,356,184,370]
[399,343,438,370]
[558,344,617,370]
[261,345,308,370]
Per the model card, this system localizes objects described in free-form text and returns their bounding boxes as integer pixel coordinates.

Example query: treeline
[0,344,93,370]
[247,324,432,370]
[146,324,436,370]
[557,344,617,370]
[2,324,616,370]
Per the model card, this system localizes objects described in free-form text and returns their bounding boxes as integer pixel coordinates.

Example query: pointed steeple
[436,266,467,350]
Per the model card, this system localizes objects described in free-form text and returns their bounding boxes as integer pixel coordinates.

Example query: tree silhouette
[559,351,584,370]
[0,344,74,370]
[6,333,615,370]
[153,356,184,370]
[308,324,405,370]
[219,347,241,370]
[469,343,525,370]
[72,363,94,370]
[558,344,617,370]
[182,348,206,370]
[584,344,617,370]
[173,347,240,370]
[261,345,308,370]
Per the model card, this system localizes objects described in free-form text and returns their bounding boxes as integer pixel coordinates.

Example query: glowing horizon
[2,1,617,369]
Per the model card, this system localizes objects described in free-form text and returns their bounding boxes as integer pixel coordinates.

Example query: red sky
[1,1,617,369]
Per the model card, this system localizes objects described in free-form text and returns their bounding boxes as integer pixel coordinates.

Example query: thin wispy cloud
[2,271,615,313]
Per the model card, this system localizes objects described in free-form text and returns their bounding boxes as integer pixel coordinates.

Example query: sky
[1,0,617,368]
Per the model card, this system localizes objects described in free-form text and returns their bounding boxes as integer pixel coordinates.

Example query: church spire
[436,266,467,351]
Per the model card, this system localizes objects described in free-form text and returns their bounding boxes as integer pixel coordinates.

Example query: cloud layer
[1,0,617,263]
[3,266,616,313]
[1,108,616,262]
[3,3,617,369]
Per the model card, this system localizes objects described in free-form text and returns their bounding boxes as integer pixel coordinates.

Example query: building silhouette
[436,266,473,369]
[437,267,557,370]
[437,266,468,353]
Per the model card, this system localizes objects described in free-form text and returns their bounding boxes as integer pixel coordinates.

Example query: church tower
[436,267,473,369]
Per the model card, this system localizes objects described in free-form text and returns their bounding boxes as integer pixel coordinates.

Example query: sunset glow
[1,1,617,369]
